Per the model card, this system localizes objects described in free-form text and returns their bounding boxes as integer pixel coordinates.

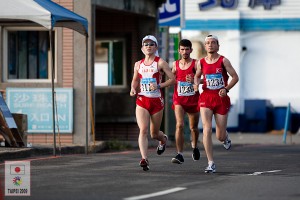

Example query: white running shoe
[223,132,231,150]
[205,162,216,173]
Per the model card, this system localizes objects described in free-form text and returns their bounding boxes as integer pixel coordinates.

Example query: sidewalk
[1,132,299,162]
[215,132,300,145]
[0,141,106,162]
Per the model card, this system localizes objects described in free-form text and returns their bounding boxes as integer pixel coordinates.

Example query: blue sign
[6,88,73,133]
[199,0,238,10]
[159,0,181,27]
[199,0,280,10]
[248,0,281,10]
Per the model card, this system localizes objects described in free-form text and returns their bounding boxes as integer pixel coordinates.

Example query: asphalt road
[1,143,300,200]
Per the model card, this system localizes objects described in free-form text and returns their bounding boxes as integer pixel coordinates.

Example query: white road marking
[123,187,186,200]
[248,170,282,176]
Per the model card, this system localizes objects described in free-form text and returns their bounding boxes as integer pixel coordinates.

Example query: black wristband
[224,88,229,93]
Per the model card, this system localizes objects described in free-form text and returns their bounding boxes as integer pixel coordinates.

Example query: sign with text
[5,161,31,196]
[6,88,73,133]
[159,0,181,27]
[199,0,281,10]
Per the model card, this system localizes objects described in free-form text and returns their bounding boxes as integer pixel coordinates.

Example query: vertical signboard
[6,88,73,133]
[159,0,182,27]
[168,33,180,63]
[5,161,31,196]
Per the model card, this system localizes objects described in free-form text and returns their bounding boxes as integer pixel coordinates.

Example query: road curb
[0,141,106,161]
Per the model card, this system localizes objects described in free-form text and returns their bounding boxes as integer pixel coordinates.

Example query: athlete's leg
[174,105,185,153]
[136,105,150,159]
[149,109,166,143]
[200,107,214,162]
[214,95,230,142]
[187,111,200,148]
[214,113,228,142]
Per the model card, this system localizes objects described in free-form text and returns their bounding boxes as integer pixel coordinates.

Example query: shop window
[3,28,54,82]
[94,39,126,88]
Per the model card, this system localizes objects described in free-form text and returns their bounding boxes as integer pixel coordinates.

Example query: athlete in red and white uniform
[171,39,201,164]
[130,35,175,171]
[136,56,164,115]
[194,35,239,173]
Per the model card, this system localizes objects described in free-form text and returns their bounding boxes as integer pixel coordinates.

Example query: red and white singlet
[137,56,162,98]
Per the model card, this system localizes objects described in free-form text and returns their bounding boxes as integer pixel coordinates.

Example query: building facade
[0,0,165,145]
[180,0,300,131]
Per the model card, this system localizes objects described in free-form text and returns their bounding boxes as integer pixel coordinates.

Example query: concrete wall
[240,31,300,111]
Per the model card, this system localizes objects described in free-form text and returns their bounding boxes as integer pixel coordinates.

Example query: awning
[0,0,88,36]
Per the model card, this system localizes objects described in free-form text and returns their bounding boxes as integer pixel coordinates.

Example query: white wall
[240,31,300,112]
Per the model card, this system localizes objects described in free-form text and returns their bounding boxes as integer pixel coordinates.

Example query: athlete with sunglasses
[130,35,175,171]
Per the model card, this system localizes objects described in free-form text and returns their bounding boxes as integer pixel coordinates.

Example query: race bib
[139,78,160,97]
[205,74,224,90]
[177,81,195,96]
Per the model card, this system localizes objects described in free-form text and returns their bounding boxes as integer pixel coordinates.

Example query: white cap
[205,35,219,42]
[142,35,158,46]
[142,35,159,56]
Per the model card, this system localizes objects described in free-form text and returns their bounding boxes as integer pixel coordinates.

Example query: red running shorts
[199,92,231,115]
[136,95,164,115]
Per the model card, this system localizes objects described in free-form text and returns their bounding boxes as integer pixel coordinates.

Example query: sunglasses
[143,42,156,47]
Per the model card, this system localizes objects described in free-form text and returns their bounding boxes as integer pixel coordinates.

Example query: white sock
[208,161,214,166]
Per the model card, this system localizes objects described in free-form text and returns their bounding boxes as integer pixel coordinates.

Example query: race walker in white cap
[130,35,175,171]
[141,35,159,56]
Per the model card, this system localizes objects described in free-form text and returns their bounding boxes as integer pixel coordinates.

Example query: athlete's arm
[171,61,176,74]
[193,59,202,91]
[158,59,176,89]
[222,57,239,91]
[130,61,140,96]
[194,59,204,84]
